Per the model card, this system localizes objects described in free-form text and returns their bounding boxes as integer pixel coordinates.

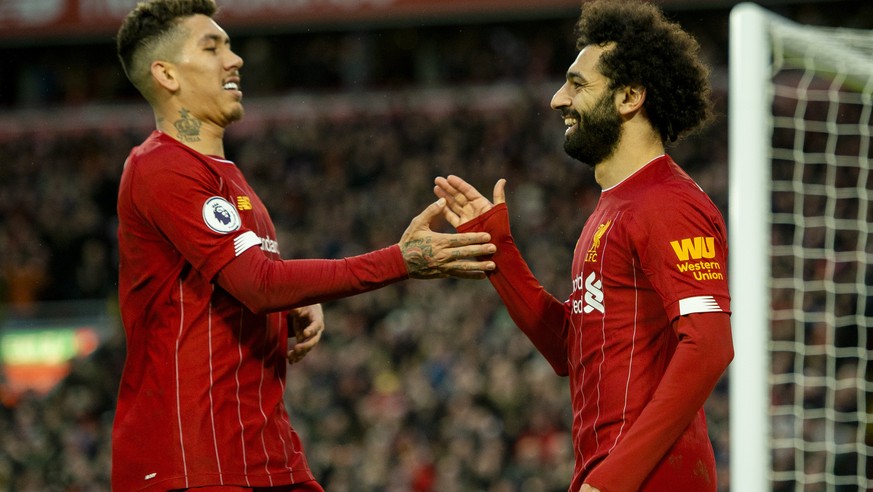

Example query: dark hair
[116,0,217,93]
[574,0,713,143]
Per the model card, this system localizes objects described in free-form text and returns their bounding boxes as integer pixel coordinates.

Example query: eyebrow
[566,71,587,83]
[199,33,230,46]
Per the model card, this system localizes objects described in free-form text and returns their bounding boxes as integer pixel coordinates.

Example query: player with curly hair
[435,1,733,490]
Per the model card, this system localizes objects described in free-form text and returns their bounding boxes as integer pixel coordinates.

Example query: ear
[150,60,180,93]
[616,84,646,116]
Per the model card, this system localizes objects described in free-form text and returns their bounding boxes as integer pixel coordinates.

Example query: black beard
[563,90,622,167]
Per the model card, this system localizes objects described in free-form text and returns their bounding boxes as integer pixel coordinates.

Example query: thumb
[412,198,445,227]
[493,179,507,205]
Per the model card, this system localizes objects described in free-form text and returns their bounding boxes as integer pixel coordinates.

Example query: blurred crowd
[0,92,730,491]
[0,5,758,492]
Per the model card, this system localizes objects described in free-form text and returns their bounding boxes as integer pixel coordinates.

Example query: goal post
[729,3,873,490]
[729,4,772,491]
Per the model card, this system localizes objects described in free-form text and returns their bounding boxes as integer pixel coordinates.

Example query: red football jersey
[459,155,732,491]
[565,155,730,491]
[114,131,313,490]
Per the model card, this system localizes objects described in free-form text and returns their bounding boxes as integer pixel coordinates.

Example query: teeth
[223,82,239,90]
[564,117,578,127]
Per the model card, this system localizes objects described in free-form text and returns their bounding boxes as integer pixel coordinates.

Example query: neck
[593,125,665,189]
[155,110,227,158]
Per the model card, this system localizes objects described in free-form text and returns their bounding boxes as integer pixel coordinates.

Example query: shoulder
[637,158,719,218]
[124,132,217,187]
[128,133,197,171]
[620,159,725,245]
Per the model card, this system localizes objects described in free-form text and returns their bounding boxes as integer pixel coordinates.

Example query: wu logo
[670,237,715,261]
[583,272,604,314]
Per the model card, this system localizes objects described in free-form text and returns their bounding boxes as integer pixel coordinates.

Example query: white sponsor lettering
[571,272,604,315]
[260,236,279,255]
[583,272,605,314]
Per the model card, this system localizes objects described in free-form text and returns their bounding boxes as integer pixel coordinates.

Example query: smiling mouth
[563,115,579,135]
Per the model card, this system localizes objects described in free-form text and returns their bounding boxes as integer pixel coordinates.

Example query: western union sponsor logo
[676,260,724,281]
[676,261,721,273]
[670,236,715,261]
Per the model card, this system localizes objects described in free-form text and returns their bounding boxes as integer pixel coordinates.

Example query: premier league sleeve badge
[202,196,242,233]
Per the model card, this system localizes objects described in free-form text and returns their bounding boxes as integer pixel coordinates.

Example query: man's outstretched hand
[434,175,506,228]
[399,197,496,279]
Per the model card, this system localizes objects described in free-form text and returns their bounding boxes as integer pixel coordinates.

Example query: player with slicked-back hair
[435,1,733,490]
[116,0,217,102]
[111,1,497,490]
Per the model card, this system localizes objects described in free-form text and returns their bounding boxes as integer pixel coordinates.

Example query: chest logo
[203,196,242,234]
[571,272,605,315]
[585,220,611,263]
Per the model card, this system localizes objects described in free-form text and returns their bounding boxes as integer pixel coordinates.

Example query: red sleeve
[585,312,734,491]
[216,244,409,314]
[130,143,241,282]
[458,204,570,376]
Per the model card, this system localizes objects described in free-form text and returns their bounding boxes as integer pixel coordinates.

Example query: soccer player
[112,1,496,490]
[434,1,734,491]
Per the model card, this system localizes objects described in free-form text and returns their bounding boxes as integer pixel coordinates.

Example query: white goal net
[729,3,873,491]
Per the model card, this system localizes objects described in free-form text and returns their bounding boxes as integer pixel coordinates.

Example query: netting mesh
[767,20,873,491]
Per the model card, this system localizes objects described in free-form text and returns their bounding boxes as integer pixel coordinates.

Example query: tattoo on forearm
[174,108,202,142]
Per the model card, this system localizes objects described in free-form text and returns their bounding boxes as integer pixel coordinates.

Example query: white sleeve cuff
[234,231,262,257]
[679,295,723,316]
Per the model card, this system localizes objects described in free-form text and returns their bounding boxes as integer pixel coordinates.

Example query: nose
[227,49,244,70]
[551,82,570,110]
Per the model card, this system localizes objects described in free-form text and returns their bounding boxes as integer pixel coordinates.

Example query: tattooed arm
[398,198,497,279]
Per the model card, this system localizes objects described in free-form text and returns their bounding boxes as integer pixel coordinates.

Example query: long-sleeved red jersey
[114,131,408,490]
[459,155,733,492]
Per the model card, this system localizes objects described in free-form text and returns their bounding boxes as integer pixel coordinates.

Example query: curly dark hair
[574,0,713,143]
[116,0,217,96]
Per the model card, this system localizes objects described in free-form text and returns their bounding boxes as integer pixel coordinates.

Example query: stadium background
[0,0,870,490]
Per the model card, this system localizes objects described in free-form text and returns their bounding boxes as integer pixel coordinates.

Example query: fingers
[287,304,324,364]
[411,259,495,280]
[434,175,507,222]
[433,185,462,228]
[493,178,506,205]
[403,234,496,279]
[288,326,322,364]
[445,175,483,201]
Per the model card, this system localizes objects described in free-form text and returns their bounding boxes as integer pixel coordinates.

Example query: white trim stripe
[207,293,224,482]
[679,295,723,315]
[174,279,189,487]
[234,311,252,486]
[234,231,262,257]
